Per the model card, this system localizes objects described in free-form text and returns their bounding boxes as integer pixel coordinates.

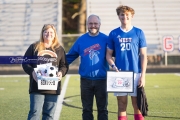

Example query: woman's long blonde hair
[35,24,61,53]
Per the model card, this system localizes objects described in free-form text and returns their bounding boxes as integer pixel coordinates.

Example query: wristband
[111,64,115,68]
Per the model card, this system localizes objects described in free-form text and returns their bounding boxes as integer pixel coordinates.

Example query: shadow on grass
[62,95,180,119]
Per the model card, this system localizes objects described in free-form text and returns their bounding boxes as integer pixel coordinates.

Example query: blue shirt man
[66,14,109,120]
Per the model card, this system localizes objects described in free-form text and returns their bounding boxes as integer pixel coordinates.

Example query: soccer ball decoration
[36,65,58,78]
[45,66,58,77]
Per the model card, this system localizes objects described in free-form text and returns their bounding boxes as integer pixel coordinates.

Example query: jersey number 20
[121,43,130,51]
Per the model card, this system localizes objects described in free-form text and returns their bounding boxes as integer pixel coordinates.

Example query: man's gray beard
[88,29,99,36]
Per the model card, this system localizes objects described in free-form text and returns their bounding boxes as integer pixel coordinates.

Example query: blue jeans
[81,78,108,120]
[27,93,58,120]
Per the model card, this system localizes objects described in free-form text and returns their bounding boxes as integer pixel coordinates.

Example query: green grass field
[0,74,180,120]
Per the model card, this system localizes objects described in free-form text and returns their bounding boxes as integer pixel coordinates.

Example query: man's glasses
[88,22,99,26]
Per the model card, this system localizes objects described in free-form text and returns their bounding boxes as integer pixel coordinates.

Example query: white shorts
[114,73,141,97]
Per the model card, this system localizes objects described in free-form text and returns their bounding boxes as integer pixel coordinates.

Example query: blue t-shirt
[107,26,147,73]
[66,32,109,80]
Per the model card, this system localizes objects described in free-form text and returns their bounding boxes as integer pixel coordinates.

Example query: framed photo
[107,71,134,93]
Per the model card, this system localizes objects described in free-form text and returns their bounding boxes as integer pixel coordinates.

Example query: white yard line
[54,75,71,120]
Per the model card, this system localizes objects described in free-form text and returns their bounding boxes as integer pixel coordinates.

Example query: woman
[22,24,69,120]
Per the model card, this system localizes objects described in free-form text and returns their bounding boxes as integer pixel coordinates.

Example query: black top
[22,42,69,95]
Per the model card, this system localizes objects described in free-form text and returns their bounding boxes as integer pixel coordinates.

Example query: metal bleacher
[153,0,180,55]
[1,0,179,56]
[87,0,180,55]
[0,0,59,56]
